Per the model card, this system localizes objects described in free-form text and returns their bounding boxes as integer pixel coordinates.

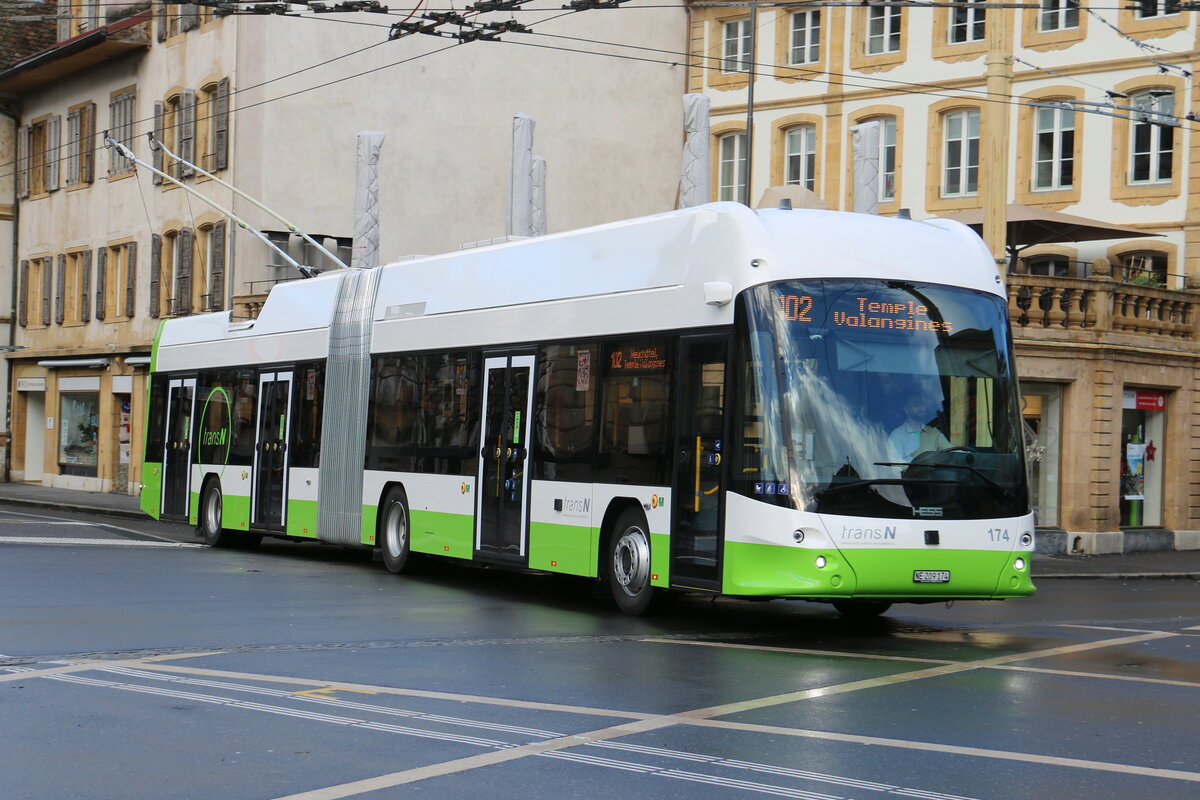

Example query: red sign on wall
[1135,391,1166,411]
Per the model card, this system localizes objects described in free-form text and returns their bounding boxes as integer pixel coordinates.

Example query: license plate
[913,570,951,584]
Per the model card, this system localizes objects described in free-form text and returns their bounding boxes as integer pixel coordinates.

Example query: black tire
[607,509,659,615]
[199,479,229,547]
[379,486,414,574]
[832,599,892,619]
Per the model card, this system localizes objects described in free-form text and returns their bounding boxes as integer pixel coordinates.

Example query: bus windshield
[734,278,1028,520]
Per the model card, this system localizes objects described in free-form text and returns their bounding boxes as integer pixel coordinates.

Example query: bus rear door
[252,370,294,530]
[161,376,197,521]
[475,354,535,560]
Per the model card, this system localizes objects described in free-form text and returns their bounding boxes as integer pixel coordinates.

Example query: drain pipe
[0,101,19,483]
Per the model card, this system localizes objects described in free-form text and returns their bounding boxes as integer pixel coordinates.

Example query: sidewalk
[0,481,1197,579]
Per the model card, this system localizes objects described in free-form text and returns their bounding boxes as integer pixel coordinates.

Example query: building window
[19,257,51,328]
[59,391,99,477]
[784,125,817,191]
[1040,0,1079,30]
[196,223,230,312]
[1129,90,1174,184]
[942,109,980,197]
[19,117,61,197]
[871,116,897,202]
[109,89,136,175]
[866,6,901,55]
[718,132,747,203]
[949,0,985,43]
[722,18,752,73]
[100,242,136,320]
[789,10,820,65]
[196,79,230,172]
[1120,388,1165,527]
[64,103,95,187]
[1033,103,1075,191]
[1120,251,1168,287]
[1025,255,1071,277]
[60,250,91,325]
[1135,0,1179,18]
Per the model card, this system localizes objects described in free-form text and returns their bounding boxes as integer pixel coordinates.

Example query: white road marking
[0,537,201,548]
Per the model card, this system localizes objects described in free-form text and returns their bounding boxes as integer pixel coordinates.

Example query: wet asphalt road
[1,506,1198,800]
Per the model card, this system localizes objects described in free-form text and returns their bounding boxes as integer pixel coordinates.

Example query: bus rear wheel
[608,509,659,615]
[380,487,415,574]
[832,599,892,619]
[199,480,228,547]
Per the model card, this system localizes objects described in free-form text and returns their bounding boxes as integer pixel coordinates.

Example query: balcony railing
[1007,274,1197,340]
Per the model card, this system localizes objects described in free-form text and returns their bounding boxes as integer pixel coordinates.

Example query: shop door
[252,371,294,530]
[475,354,534,559]
[161,377,197,520]
[671,336,727,589]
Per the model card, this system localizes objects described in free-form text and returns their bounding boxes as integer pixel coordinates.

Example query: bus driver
[887,393,951,461]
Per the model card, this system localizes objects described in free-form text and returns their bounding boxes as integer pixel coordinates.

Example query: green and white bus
[141,201,1035,616]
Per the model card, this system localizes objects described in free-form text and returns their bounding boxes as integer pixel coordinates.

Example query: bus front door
[252,371,294,530]
[161,377,197,520]
[475,354,534,560]
[671,336,728,590]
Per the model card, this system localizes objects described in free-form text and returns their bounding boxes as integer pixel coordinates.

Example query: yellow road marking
[293,687,378,697]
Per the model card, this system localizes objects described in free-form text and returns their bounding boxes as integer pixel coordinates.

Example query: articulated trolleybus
[142,201,1035,616]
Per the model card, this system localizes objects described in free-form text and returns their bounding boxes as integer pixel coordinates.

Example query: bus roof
[154,202,998,369]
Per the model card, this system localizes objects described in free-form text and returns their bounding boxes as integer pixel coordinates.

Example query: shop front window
[1021,383,1062,527]
[59,392,99,477]
[1120,388,1165,527]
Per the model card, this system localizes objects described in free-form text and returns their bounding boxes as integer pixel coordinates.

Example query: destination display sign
[608,344,668,373]
[779,294,953,334]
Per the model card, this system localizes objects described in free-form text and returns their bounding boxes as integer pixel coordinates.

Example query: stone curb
[0,497,145,522]
[1034,572,1200,580]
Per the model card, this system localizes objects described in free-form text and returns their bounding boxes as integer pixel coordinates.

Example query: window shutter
[181,3,200,31]
[87,0,100,31]
[215,78,230,171]
[55,254,65,325]
[16,126,28,199]
[17,260,27,327]
[41,258,51,326]
[210,220,226,311]
[57,0,70,40]
[152,101,164,184]
[126,241,137,318]
[82,103,95,184]
[149,234,161,318]
[81,250,92,322]
[178,227,194,314]
[156,1,167,42]
[46,115,61,192]
[95,246,107,321]
[180,89,196,177]
[65,109,80,187]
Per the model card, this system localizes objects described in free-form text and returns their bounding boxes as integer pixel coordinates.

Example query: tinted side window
[196,370,237,467]
[535,343,597,481]
[292,363,324,469]
[597,337,673,485]
[230,370,257,465]
[144,373,169,462]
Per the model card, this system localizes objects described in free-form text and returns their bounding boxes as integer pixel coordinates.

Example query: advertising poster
[1124,443,1146,501]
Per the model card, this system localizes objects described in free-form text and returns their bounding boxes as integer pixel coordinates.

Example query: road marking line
[0,653,226,682]
[640,637,959,665]
[0,508,186,544]
[0,537,202,548]
[993,664,1200,689]
[294,687,378,697]
[0,521,100,526]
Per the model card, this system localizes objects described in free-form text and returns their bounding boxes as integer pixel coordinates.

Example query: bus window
[144,373,169,463]
[535,343,597,481]
[197,370,236,466]
[599,337,673,485]
[230,371,257,463]
[293,363,324,468]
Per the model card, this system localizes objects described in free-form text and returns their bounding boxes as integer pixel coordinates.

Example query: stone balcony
[1005,273,1199,345]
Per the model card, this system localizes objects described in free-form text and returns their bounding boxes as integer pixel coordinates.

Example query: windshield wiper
[815,477,924,498]
[875,461,1014,502]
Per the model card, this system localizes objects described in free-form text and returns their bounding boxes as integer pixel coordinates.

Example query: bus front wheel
[608,509,658,615]
[380,487,414,574]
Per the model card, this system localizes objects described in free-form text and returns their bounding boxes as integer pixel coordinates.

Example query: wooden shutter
[54,255,64,325]
[41,258,50,325]
[82,103,95,184]
[149,234,161,318]
[177,228,194,315]
[214,78,230,171]
[46,115,61,192]
[81,249,92,322]
[152,101,164,184]
[156,1,167,42]
[95,246,107,321]
[180,89,196,177]
[17,260,27,327]
[210,220,226,311]
[57,0,70,40]
[64,109,79,187]
[181,3,200,31]
[16,126,28,199]
[126,241,137,318]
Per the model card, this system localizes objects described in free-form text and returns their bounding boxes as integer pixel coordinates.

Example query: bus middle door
[475,354,534,561]
[252,370,294,530]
